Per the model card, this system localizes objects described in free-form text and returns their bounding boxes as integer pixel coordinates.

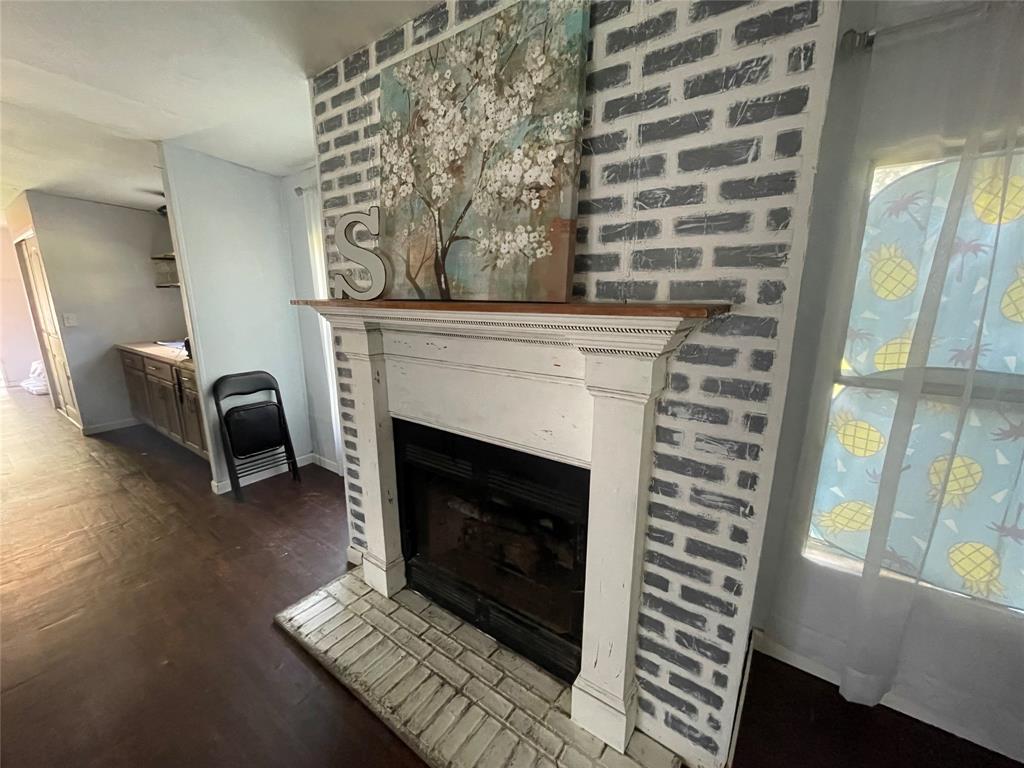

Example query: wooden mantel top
[291,299,729,319]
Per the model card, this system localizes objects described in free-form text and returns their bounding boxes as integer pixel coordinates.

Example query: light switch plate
[62,313,79,327]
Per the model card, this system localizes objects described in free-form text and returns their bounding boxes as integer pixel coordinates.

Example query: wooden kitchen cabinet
[180,387,207,455]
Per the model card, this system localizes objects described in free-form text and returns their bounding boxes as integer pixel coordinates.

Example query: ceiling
[0,0,432,211]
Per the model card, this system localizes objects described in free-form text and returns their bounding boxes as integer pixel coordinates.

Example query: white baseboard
[312,454,341,474]
[82,416,141,436]
[209,452,316,495]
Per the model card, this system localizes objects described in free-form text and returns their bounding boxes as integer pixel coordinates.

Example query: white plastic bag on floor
[20,361,49,396]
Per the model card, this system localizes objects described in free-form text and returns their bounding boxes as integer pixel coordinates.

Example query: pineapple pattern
[927,455,983,508]
[869,245,918,300]
[1001,265,1024,323]
[813,151,1024,609]
[947,542,1003,597]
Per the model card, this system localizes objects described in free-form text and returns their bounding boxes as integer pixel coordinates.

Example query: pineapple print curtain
[799,4,1024,710]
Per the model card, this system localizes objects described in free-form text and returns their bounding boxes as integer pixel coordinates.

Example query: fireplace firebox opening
[394,418,590,683]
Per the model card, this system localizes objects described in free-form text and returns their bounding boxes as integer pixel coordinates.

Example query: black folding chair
[212,371,300,501]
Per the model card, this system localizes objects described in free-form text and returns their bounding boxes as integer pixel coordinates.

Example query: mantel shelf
[291,299,729,319]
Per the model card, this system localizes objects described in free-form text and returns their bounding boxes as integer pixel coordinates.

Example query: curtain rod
[842,2,990,52]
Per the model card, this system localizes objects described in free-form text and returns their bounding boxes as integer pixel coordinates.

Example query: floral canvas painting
[376,0,587,301]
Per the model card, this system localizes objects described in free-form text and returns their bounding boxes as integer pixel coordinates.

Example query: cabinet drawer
[177,367,199,392]
[120,351,144,371]
[143,358,174,383]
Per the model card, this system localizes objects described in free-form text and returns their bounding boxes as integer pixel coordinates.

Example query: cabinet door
[181,389,207,456]
[165,378,184,443]
[124,367,152,424]
[146,376,172,434]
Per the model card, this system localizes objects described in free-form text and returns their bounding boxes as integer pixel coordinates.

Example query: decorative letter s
[332,206,387,300]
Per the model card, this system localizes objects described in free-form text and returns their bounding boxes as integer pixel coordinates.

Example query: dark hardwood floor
[1,389,1017,768]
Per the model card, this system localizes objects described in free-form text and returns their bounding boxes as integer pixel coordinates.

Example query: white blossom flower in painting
[377,0,587,300]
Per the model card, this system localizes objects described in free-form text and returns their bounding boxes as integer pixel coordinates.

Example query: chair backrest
[213,370,281,402]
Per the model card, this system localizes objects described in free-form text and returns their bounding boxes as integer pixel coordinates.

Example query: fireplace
[394,418,590,682]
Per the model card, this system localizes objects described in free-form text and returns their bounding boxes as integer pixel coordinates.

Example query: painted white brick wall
[311,2,840,765]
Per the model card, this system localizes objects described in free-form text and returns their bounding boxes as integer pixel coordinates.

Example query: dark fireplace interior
[394,419,590,683]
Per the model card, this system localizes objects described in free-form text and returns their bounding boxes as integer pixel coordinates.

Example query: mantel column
[334,321,406,597]
[572,351,671,753]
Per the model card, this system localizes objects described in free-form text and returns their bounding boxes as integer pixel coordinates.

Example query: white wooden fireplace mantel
[296,299,728,753]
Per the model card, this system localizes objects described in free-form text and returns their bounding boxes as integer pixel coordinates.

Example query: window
[804,151,1024,610]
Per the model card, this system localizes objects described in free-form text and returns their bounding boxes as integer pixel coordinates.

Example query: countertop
[117,342,195,371]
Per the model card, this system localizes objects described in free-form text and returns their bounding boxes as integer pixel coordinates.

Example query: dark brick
[353,189,376,205]
[648,500,718,534]
[331,88,357,108]
[695,434,761,461]
[729,87,809,126]
[320,114,344,134]
[675,629,730,664]
[677,344,739,367]
[775,128,802,157]
[691,487,754,517]
[347,103,373,124]
[602,155,666,184]
[654,452,725,483]
[601,220,660,243]
[669,279,745,303]
[702,314,778,338]
[743,413,768,434]
[639,612,666,636]
[758,281,786,306]
[664,712,720,755]
[735,1,820,45]
[680,137,760,172]
[750,348,776,372]
[738,470,759,490]
[643,592,708,630]
[647,526,675,546]
[657,399,730,425]
[350,509,365,522]
[635,184,704,210]
[720,172,797,200]
[413,2,448,45]
[708,714,723,731]
[650,476,679,498]
[578,196,623,215]
[318,142,330,155]
[655,426,681,447]
[643,31,718,76]
[574,253,620,272]
[320,156,346,174]
[591,0,631,26]
[352,536,367,548]
[639,635,702,677]
[360,74,380,95]
[364,123,381,139]
[684,56,771,99]
[336,171,362,189]
[366,165,380,180]
[729,525,749,544]
[607,10,677,54]
[583,131,628,155]
[702,376,771,401]
[718,624,735,643]
[639,697,656,716]
[669,672,725,710]
[679,584,738,617]
[321,179,334,192]
[714,243,789,268]
[638,676,700,717]
[587,63,630,93]
[343,49,369,81]
[788,40,815,72]
[639,110,713,144]
[645,570,670,592]
[685,538,747,570]
[579,169,590,189]
[572,282,587,298]
[350,146,374,164]
[323,195,349,209]
[767,207,792,231]
[456,0,498,22]
[313,66,338,96]
[604,86,671,121]
[637,655,660,676]
[334,131,360,148]
[713,669,730,687]
[675,211,751,236]
[596,280,658,301]
[314,101,327,116]
[575,226,588,245]
[632,247,701,271]
[689,0,753,22]
[669,373,689,392]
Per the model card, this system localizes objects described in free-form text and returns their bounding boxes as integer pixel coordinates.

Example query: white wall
[0,218,42,384]
[160,143,314,492]
[281,168,341,473]
[22,192,187,432]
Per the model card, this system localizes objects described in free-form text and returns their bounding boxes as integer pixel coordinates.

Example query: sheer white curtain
[764,2,1024,759]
